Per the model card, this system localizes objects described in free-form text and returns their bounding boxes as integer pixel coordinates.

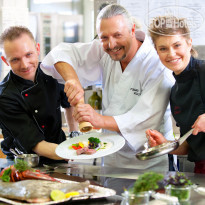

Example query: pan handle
[178,129,194,145]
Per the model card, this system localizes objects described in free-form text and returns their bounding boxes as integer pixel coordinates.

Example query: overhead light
[34,0,72,4]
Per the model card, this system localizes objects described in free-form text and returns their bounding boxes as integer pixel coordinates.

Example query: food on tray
[69,137,112,155]
[0,160,57,182]
[0,179,90,203]
[50,190,80,201]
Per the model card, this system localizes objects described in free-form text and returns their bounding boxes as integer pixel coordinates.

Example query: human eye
[175,43,181,48]
[10,58,19,63]
[159,47,167,52]
[26,52,33,57]
[100,36,107,41]
[114,33,122,38]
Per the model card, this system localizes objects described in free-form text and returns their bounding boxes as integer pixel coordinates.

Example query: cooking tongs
[136,129,193,160]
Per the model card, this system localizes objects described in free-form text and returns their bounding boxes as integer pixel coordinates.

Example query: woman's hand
[192,113,205,135]
[145,129,168,147]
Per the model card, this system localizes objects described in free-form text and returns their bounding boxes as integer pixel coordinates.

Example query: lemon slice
[50,190,66,201]
[65,191,80,198]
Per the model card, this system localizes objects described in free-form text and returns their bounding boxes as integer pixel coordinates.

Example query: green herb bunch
[164,172,192,187]
[88,137,101,149]
[132,172,164,193]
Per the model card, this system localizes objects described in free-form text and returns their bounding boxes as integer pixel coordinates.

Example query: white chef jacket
[41,34,175,170]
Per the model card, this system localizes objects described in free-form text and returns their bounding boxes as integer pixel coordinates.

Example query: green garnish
[132,172,164,193]
[88,137,101,149]
[14,159,32,172]
[88,137,101,144]
[0,167,11,182]
[165,172,192,187]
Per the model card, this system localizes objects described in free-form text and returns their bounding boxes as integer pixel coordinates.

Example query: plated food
[70,137,112,155]
[56,132,125,160]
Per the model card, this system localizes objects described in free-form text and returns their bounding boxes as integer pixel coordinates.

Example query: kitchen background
[0,0,205,169]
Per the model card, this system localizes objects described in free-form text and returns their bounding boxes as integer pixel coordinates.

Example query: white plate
[56,132,125,159]
[0,178,116,205]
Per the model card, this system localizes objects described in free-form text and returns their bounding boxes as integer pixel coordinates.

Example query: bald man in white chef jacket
[41,4,175,171]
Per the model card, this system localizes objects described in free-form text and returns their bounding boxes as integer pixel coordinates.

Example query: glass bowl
[165,185,191,202]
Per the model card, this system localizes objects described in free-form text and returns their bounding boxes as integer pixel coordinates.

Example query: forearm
[54,62,80,83]
[101,116,120,132]
[170,141,189,155]
[32,140,63,160]
[64,107,79,132]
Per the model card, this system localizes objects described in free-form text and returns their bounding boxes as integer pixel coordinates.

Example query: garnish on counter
[14,159,32,172]
[0,167,12,182]
[132,172,164,193]
[164,172,192,187]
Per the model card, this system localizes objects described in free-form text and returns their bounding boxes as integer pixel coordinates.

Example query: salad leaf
[164,172,192,187]
[0,167,11,182]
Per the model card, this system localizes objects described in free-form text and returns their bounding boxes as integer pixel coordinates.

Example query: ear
[36,43,40,55]
[187,38,192,51]
[1,56,9,66]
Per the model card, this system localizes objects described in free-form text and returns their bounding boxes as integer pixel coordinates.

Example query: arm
[64,107,79,132]
[55,62,84,106]
[73,103,120,132]
[32,141,62,160]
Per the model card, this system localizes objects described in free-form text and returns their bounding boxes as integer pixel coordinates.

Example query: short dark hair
[0,26,35,46]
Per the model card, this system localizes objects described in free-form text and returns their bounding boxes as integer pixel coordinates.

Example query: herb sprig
[132,172,164,193]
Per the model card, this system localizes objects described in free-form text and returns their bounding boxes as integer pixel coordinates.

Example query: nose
[108,37,116,49]
[20,58,28,68]
[168,48,176,56]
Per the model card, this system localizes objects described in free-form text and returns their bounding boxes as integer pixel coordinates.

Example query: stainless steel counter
[0,159,205,204]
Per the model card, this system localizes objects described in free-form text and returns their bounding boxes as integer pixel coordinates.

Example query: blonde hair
[0,26,35,47]
[149,16,197,57]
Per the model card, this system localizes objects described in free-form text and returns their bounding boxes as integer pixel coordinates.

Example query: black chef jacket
[0,64,70,164]
[171,57,205,162]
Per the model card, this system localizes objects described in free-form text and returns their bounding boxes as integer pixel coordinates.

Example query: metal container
[136,129,193,160]
[14,154,39,167]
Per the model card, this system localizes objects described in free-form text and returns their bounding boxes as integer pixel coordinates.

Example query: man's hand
[73,103,103,129]
[54,62,84,106]
[64,79,84,106]
[192,113,205,135]
[145,129,168,147]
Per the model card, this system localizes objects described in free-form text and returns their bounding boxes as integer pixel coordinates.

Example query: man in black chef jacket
[0,26,75,164]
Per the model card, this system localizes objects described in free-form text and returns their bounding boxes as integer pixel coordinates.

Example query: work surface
[0,158,205,204]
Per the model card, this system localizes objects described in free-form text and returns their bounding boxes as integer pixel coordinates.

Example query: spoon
[10,148,19,156]
[137,129,194,160]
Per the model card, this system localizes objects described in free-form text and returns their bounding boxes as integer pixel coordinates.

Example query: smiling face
[97,15,135,63]
[3,33,40,82]
[155,35,192,75]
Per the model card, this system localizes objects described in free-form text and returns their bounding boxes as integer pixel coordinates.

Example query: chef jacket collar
[173,56,197,83]
[10,63,40,91]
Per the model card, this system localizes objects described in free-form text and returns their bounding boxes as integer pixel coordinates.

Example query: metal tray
[0,178,116,205]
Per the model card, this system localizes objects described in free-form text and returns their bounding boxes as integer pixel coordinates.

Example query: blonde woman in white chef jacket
[41,5,174,171]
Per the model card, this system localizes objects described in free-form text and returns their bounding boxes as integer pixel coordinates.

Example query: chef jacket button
[41,125,45,128]
[25,93,28,97]
[35,110,38,113]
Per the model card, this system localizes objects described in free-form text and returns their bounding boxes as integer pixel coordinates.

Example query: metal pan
[136,129,193,160]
